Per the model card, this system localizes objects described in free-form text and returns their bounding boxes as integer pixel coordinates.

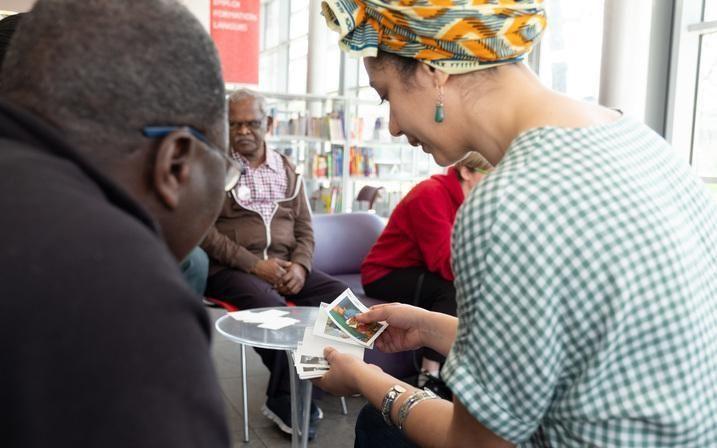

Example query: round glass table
[215,306,320,448]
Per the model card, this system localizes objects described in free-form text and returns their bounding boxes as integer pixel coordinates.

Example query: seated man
[0,1,230,446]
[202,89,348,439]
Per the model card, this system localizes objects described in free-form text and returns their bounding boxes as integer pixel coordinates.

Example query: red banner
[210,0,260,84]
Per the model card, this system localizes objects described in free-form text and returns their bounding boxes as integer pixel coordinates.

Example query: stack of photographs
[293,289,388,380]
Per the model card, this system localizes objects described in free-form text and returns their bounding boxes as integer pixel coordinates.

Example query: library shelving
[244,90,443,216]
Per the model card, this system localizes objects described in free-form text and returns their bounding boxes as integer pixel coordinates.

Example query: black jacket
[0,99,229,447]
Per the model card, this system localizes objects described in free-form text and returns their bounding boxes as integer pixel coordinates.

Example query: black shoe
[311,401,324,422]
[262,395,320,440]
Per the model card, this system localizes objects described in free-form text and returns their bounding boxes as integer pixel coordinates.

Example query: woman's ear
[417,62,450,89]
[457,166,470,182]
[151,130,196,210]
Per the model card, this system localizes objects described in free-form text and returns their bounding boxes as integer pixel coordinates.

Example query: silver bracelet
[380,385,406,427]
[397,388,438,431]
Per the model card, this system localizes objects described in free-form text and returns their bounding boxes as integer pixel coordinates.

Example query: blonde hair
[453,152,492,179]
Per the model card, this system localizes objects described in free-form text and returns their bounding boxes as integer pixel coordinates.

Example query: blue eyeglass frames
[142,126,243,192]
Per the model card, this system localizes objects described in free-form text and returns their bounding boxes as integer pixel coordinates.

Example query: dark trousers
[363,267,456,362]
[354,405,418,448]
[206,267,347,398]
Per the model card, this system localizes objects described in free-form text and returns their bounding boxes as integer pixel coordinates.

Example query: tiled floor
[209,307,367,447]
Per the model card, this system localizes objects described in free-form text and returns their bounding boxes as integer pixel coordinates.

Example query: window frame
[665,0,717,165]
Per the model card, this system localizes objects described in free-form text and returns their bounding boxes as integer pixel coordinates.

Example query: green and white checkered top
[442,116,717,446]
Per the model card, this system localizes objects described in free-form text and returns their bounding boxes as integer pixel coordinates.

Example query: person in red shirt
[361,152,490,387]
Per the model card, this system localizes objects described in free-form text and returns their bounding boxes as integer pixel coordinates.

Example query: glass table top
[215,306,319,351]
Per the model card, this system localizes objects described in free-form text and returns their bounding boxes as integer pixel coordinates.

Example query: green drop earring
[434,87,445,123]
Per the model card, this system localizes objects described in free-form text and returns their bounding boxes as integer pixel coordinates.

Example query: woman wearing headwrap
[314,1,717,447]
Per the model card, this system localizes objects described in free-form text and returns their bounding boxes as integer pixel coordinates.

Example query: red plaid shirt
[232,148,288,223]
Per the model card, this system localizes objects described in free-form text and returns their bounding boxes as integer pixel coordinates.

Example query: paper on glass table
[229,309,289,323]
[257,317,300,330]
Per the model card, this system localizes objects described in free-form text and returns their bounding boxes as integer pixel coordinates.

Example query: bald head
[0,0,226,160]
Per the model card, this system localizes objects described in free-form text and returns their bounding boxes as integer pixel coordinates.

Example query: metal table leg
[240,344,249,442]
[301,377,312,447]
[286,350,302,448]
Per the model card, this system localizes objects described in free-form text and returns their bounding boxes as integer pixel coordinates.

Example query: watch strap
[380,385,406,426]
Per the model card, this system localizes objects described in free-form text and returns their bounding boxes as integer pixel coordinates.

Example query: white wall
[2,0,35,12]
[178,0,210,30]
[599,0,674,135]
[599,0,653,120]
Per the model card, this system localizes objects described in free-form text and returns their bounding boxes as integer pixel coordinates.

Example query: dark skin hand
[251,258,288,285]
[252,258,306,295]
[277,262,306,295]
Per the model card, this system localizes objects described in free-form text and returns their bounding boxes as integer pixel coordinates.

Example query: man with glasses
[0,1,230,446]
[143,127,242,297]
[202,89,348,440]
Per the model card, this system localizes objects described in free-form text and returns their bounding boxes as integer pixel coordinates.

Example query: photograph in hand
[313,302,357,344]
[327,289,387,348]
[299,354,329,366]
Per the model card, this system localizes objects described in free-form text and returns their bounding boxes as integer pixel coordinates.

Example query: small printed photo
[322,315,350,340]
[327,289,387,347]
[299,365,329,373]
[298,371,327,380]
[313,302,359,345]
[299,354,329,366]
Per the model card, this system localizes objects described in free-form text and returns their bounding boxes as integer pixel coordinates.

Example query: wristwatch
[380,384,406,426]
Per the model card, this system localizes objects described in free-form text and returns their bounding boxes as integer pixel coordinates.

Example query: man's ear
[266,115,274,135]
[151,130,196,210]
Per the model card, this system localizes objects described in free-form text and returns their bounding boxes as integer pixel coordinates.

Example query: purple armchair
[312,212,417,379]
[312,211,385,300]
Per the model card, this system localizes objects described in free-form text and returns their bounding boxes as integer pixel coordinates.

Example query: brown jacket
[202,153,314,275]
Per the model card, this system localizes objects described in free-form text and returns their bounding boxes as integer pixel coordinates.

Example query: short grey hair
[0,0,226,160]
[228,89,269,117]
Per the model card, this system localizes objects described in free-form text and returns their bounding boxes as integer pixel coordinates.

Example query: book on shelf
[349,146,375,177]
[271,111,346,141]
[332,145,343,177]
[313,154,328,178]
[310,144,344,178]
[260,93,442,216]
[350,116,365,142]
[327,111,345,141]
[309,184,342,214]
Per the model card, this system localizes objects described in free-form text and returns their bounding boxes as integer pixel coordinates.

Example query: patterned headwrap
[321,0,547,74]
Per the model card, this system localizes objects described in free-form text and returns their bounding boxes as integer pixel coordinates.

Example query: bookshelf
[247,90,443,216]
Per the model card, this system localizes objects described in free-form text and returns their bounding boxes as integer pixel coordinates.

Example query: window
[535,0,605,102]
[705,1,717,21]
[692,32,717,182]
[262,0,281,50]
[258,0,292,92]
[667,0,717,198]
